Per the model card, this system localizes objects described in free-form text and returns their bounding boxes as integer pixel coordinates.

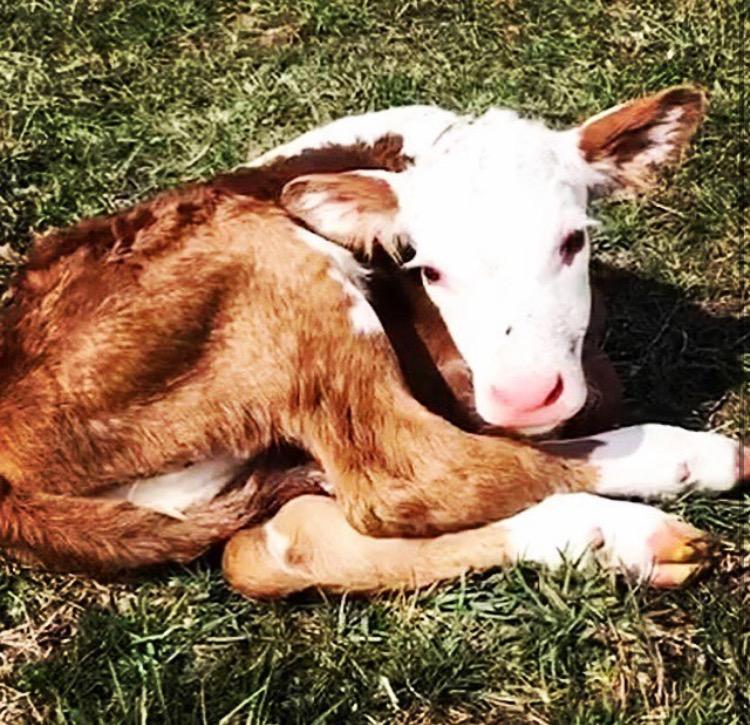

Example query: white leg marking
[501,493,695,580]
[581,424,741,499]
[102,454,245,519]
[263,521,296,574]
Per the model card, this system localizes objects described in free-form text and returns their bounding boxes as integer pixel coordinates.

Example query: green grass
[0,0,747,722]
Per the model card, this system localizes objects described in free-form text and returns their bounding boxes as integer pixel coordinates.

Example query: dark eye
[560,230,586,265]
[421,266,442,284]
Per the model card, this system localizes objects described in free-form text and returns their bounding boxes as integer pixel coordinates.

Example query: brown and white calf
[0,87,744,599]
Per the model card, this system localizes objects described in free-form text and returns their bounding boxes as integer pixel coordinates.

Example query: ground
[0,1,747,722]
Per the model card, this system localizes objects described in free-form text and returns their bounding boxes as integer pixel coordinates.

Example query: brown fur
[223,495,515,598]
[282,173,399,216]
[0,138,602,575]
[0,89,705,586]
[281,172,402,257]
[579,87,706,191]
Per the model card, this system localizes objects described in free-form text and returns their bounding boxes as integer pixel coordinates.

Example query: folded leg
[223,492,714,598]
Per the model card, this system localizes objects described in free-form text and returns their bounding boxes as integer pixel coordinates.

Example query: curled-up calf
[0,87,745,596]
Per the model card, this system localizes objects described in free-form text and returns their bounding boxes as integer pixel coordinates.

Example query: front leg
[542,424,748,500]
[223,492,713,598]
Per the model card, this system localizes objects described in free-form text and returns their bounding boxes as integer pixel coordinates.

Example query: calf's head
[282,88,706,434]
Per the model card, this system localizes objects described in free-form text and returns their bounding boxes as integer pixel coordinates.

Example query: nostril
[543,375,564,407]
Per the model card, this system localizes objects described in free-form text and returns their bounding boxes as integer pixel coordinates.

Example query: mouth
[474,384,587,437]
[510,420,562,437]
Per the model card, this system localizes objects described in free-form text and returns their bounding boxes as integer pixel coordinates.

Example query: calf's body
[0,147,603,573]
[0,89,744,595]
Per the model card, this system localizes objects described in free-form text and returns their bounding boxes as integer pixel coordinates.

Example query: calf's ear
[281,170,405,258]
[577,86,706,194]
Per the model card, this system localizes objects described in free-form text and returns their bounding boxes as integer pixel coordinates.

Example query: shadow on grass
[591,261,746,430]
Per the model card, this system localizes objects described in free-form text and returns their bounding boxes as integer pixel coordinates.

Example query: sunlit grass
[0,1,746,722]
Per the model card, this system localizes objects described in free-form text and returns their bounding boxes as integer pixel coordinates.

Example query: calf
[0,89,744,598]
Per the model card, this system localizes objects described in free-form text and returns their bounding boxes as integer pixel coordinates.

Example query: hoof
[645,519,716,588]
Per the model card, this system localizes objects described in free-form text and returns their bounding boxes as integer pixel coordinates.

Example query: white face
[394,112,596,433]
[281,89,704,434]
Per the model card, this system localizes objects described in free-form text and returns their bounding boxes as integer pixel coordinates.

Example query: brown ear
[280,171,403,258]
[579,86,707,193]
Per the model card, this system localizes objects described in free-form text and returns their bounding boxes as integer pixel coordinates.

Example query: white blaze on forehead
[399,110,595,333]
[296,228,383,336]
[400,110,591,253]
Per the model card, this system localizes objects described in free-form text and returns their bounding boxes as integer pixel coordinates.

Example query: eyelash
[560,230,586,264]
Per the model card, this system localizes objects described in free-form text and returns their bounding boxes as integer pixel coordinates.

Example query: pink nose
[490,373,564,413]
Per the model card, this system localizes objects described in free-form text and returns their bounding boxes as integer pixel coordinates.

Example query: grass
[0,0,747,722]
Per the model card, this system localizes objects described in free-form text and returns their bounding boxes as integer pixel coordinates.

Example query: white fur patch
[296,228,382,336]
[328,268,382,335]
[102,454,244,519]
[246,105,459,168]
[584,424,740,499]
[295,227,367,282]
[264,521,295,573]
[643,107,685,159]
[501,492,682,579]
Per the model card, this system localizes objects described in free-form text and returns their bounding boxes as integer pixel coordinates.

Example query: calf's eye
[560,230,586,265]
[421,266,442,284]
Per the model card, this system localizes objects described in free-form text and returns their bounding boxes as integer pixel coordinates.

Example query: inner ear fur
[579,86,707,193]
[280,171,403,259]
